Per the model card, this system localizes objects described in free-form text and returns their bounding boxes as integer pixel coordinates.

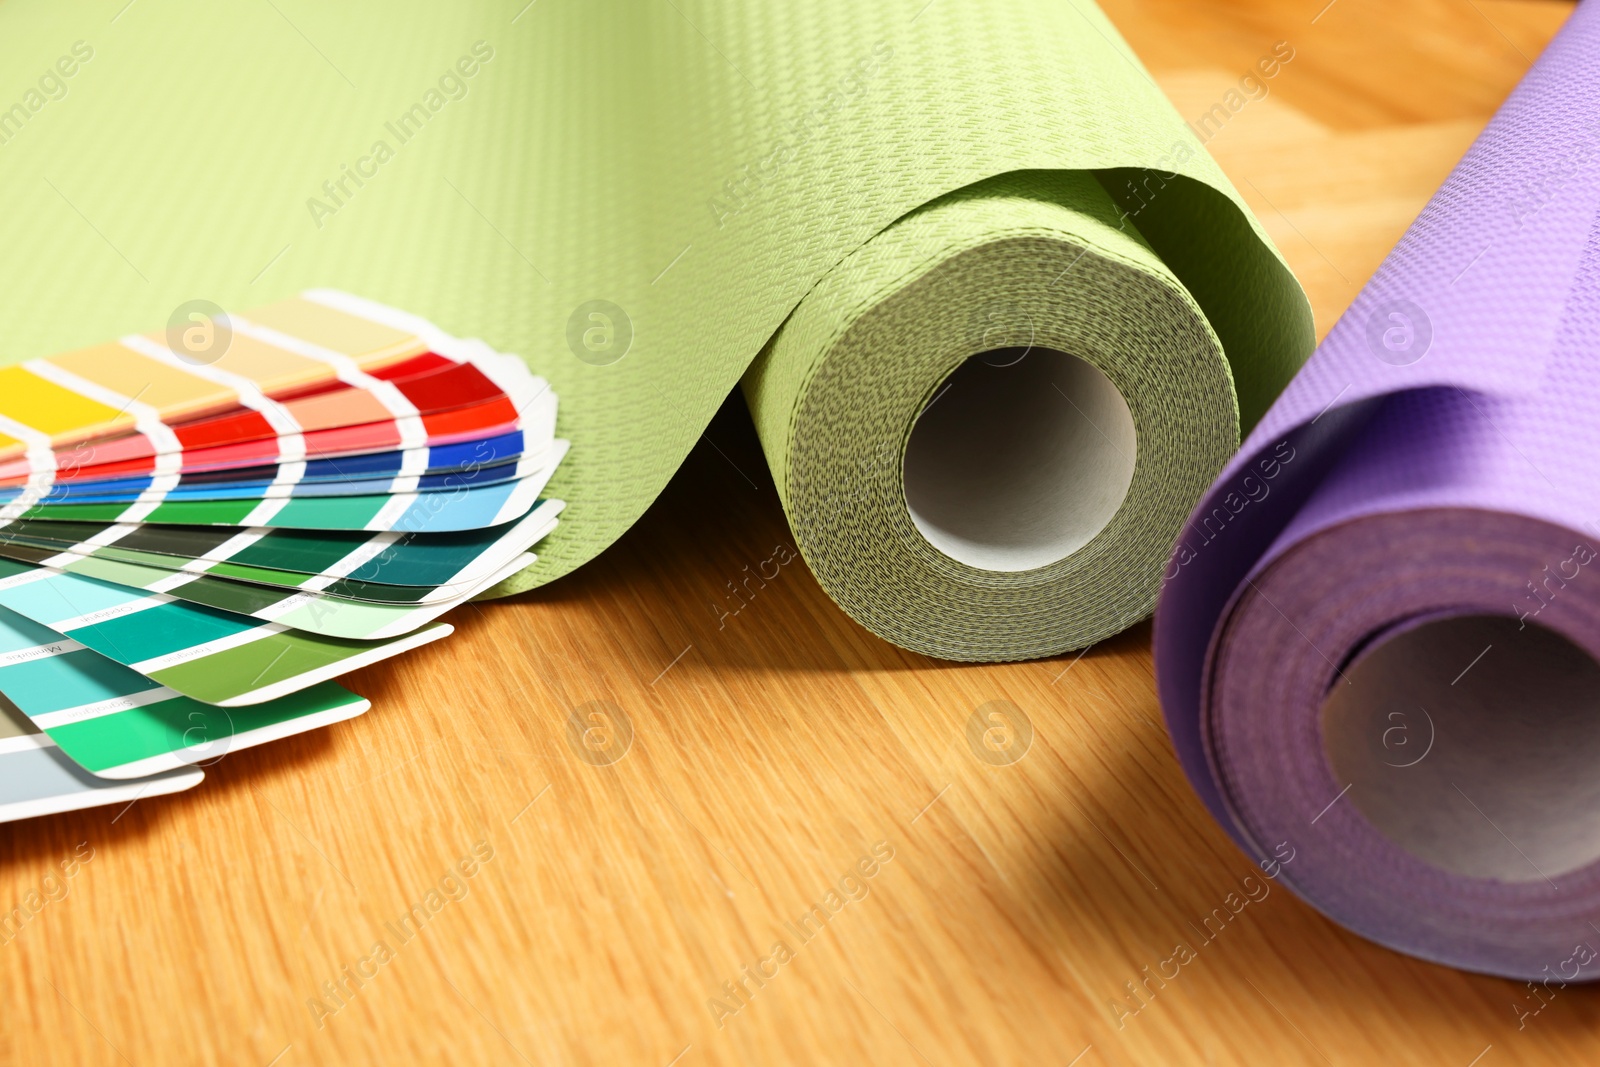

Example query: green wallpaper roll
[0,0,1310,659]
[748,171,1240,658]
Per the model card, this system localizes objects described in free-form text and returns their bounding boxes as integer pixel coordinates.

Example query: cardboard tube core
[902,347,1136,572]
[1322,613,1600,882]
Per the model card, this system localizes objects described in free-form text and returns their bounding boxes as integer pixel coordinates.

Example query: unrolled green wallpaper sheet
[0,0,1310,660]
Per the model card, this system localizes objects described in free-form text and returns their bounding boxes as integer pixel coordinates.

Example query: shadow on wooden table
[1006,704,1600,1060]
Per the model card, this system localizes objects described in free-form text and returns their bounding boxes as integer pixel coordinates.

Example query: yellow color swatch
[207,333,331,395]
[0,366,131,442]
[54,343,236,423]
[246,298,424,368]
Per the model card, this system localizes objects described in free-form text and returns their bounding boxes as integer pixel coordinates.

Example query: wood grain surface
[1,1,1589,1064]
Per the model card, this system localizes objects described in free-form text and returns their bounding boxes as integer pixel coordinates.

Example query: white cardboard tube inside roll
[1320,613,1600,883]
[902,347,1137,572]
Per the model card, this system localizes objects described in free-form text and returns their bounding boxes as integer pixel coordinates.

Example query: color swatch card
[0,695,204,821]
[8,446,551,503]
[0,606,370,779]
[4,474,557,532]
[0,558,454,705]
[0,550,502,642]
[0,503,563,595]
[0,293,567,818]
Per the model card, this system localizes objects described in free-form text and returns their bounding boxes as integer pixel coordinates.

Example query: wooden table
[3,2,1589,1064]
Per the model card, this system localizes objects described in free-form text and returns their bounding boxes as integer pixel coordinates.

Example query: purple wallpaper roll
[1154,2,1600,980]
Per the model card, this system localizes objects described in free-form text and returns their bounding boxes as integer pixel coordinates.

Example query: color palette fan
[0,291,565,821]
